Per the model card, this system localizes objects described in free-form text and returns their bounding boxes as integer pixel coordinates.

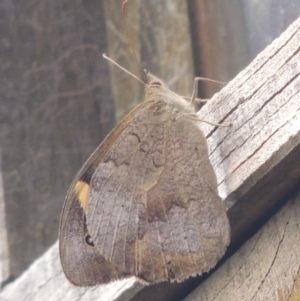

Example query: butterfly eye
[85,234,95,247]
[150,81,162,86]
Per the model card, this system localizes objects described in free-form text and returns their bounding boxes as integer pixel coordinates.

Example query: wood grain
[104,0,194,121]
[184,190,300,301]
[129,14,300,301]
[1,8,299,301]
[0,0,115,281]
[0,242,143,301]
[188,0,300,97]
[199,15,300,242]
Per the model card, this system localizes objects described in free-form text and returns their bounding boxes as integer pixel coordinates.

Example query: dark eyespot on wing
[85,234,95,247]
[150,81,162,86]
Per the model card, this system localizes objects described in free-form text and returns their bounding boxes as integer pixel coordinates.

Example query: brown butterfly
[59,70,230,286]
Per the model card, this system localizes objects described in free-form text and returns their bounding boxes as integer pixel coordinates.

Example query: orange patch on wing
[74,181,90,213]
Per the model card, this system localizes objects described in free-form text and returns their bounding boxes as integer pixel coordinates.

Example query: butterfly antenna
[103,54,145,85]
[122,0,144,81]
[194,77,226,86]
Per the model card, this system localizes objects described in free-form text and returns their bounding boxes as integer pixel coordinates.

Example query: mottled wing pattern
[59,190,120,286]
[87,98,230,283]
[60,80,230,286]
[59,101,158,286]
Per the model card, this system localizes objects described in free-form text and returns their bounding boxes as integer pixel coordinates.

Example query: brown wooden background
[0,0,300,299]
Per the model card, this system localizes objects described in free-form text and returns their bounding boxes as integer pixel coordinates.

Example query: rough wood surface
[0,0,115,280]
[104,0,194,121]
[188,0,300,96]
[0,242,143,301]
[199,15,300,242]
[130,15,300,301]
[184,190,300,301]
[0,9,299,301]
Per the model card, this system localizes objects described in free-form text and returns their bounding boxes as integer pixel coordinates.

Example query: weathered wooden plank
[200,14,300,242]
[0,242,143,301]
[103,0,142,122]
[104,0,194,121]
[188,0,247,84]
[188,0,300,96]
[128,14,300,301]
[1,9,299,301]
[184,189,300,301]
[0,0,115,281]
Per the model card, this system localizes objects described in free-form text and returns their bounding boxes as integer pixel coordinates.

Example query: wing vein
[161,117,183,278]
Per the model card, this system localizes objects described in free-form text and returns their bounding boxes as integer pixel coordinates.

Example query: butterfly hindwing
[86,93,229,283]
